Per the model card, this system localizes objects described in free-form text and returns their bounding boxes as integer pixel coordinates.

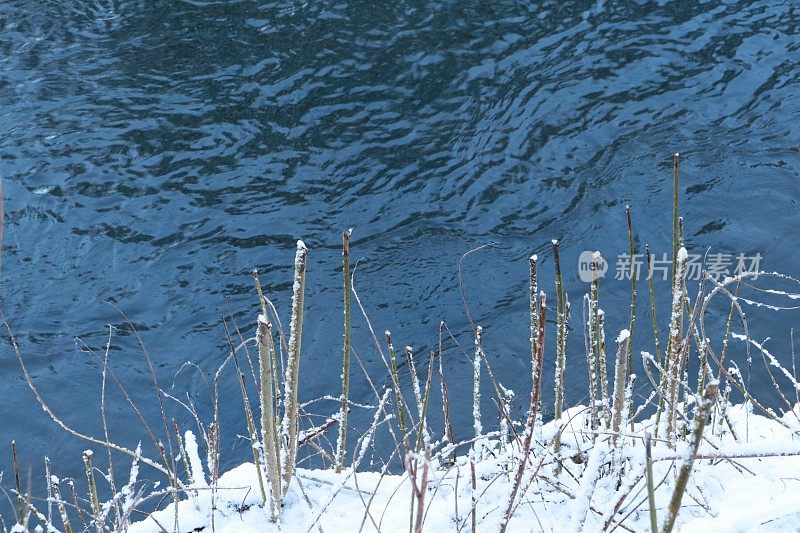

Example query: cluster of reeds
[1,238,313,530]
[4,154,800,532]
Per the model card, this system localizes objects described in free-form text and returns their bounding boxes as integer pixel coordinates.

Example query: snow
[128,402,800,533]
[184,430,207,488]
[616,329,630,343]
[472,327,483,449]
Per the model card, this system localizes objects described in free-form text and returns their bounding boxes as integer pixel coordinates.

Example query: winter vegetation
[3,156,800,532]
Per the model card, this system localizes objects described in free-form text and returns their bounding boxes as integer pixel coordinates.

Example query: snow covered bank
[129,403,800,533]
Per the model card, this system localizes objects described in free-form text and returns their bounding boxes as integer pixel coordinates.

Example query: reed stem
[671,153,680,286]
[386,332,410,449]
[662,382,719,533]
[12,441,23,525]
[82,451,103,533]
[626,206,637,430]
[49,472,72,533]
[281,240,308,494]
[500,290,546,533]
[611,330,631,445]
[665,248,688,447]
[553,240,567,468]
[335,229,352,473]
[645,432,657,533]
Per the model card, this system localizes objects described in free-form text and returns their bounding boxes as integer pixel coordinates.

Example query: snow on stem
[257,316,281,520]
[500,290,546,533]
[671,153,680,283]
[664,246,688,447]
[598,308,608,425]
[645,432,657,533]
[470,325,484,533]
[406,345,424,429]
[472,326,484,452]
[585,294,598,430]
[662,381,719,533]
[49,471,72,533]
[335,229,353,473]
[611,330,631,446]
[529,255,540,417]
[625,206,637,430]
[438,321,455,464]
[82,450,104,533]
[553,240,568,469]
[281,240,308,494]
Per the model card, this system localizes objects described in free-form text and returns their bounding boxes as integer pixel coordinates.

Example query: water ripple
[1,0,799,482]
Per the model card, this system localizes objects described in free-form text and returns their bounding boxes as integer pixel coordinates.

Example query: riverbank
[128,402,800,533]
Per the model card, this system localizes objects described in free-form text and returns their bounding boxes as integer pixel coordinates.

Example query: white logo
[578,251,607,283]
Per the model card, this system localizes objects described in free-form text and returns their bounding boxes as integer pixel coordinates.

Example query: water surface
[1,0,800,495]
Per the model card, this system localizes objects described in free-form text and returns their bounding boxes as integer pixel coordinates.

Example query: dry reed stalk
[416,351,435,452]
[529,256,540,416]
[243,373,270,497]
[385,331,410,450]
[281,240,308,493]
[671,153,680,283]
[257,317,282,520]
[662,382,719,533]
[11,441,23,526]
[44,457,53,527]
[172,421,194,492]
[82,451,103,533]
[553,241,567,468]
[645,432,657,533]
[470,325,484,533]
[254,270,282,428]
[49,471,72,533]
[335,229,353,473]
[438,321,454,465]
[625,206,637,429]
[584,295,598,430]
[611,330,631,445]
[665,247,688,447]
[587,254,610,427]
[599,308,608,421]
[499,288,546,533]
[412,447,430,533]
[406,345,424,428]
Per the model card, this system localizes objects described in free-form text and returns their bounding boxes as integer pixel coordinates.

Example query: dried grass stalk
[257,317,281,520]
[335,229,353,473]
[665,247,688,447]
[553,240,567,465]
[611,330,631,445]
[662,382,719,533]
[281,240,308,493]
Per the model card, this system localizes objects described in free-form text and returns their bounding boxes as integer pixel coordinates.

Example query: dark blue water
[2,0,800,503]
